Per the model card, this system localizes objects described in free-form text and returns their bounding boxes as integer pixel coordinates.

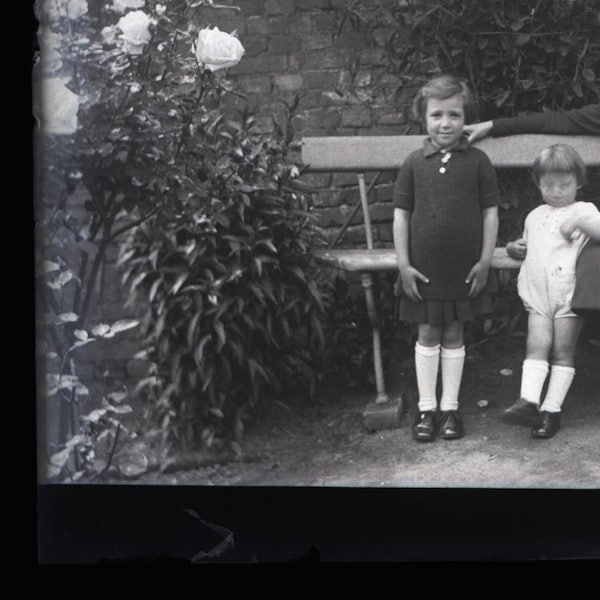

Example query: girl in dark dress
[393,75,500,442]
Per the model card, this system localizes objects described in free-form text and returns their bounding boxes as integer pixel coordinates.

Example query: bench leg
[360,273,403,432]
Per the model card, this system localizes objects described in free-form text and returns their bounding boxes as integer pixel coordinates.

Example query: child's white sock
[440,345,465,412]
[540,365,576,413]
[415,342,440,412]
[520,359,549,405]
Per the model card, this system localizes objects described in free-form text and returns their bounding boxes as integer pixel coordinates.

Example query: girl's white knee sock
[440,345,465,412]
[520,359,549,405]
[415,342,440,412]
[540,365,576,413]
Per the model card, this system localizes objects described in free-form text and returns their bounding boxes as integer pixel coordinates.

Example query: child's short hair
[412,74,477,125]
[532,144,587,187]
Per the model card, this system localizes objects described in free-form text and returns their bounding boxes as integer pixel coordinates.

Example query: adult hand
[464,120,493,143]
[506,238,527,260]
[466,261,490,297]
[398,265,429,302]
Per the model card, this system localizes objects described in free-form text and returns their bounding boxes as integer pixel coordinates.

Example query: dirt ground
[118,327,600,489]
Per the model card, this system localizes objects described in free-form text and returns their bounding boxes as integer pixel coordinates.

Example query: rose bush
[34,0,325,471]
[38,0,88,21]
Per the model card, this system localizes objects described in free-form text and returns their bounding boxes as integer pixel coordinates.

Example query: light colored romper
[518,201,599,319]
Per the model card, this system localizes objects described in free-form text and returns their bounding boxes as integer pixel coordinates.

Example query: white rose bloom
[36,0,88,21]
[101,25,118,45]
[37,46,63,75]
[194,27,245,71]
[39,28,62,50]
[112,0,145,14]
[35,77,80,135]
[117,10,152,55]
[67,0,88,18]
[36,28,63,74]
[155,4,166,16]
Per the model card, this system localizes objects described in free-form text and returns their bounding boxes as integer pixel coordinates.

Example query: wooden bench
[301,134,600,431]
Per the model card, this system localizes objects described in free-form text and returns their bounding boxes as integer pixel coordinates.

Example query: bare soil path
[127,331,600,489]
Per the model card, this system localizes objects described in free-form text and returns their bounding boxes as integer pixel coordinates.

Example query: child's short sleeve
[477,150,500,209]
[576,201,600,218]
[392,154,415,211]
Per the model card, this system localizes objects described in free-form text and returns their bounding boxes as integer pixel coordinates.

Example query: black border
[37,484,600,564]
[31,1,600,568]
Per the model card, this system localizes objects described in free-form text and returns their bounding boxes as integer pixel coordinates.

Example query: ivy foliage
[329,0,600,366]
[337,0,600,126]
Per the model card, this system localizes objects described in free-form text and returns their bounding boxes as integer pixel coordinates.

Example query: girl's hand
[560,216,581,242]
[506,238,527,260]
[466,261,490,298]
[399,265,429,302]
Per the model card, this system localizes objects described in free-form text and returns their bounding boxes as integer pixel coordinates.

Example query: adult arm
[492,104,600,136]
[465,104,600,142]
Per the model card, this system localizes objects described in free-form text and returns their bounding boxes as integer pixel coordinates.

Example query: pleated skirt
[396,294,495,326]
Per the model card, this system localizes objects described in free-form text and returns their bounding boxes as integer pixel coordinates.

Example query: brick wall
[198,0,408,248]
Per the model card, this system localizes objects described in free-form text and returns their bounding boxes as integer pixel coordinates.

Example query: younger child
[393,74,500,442]
[502,144,600,438]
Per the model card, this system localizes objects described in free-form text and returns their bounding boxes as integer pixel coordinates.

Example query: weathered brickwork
[196,0,408,247]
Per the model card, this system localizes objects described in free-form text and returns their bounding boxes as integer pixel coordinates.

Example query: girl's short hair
[412,74,477,125]
[532,144,587,186]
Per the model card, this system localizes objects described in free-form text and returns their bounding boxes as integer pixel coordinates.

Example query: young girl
[464,104,600,323]
[393,74,500,442]
[502,144,600,439]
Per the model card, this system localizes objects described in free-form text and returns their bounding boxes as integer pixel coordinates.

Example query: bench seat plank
[302,134,600,171]
[314,247,522,272]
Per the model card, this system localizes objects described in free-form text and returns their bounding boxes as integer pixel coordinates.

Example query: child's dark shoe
[412,411,437,442]
[501,398,541,427]
[439,410,463,440]
[531,411,561,439]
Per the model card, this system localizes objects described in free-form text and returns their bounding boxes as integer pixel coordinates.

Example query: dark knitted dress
[393,137,500,326]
